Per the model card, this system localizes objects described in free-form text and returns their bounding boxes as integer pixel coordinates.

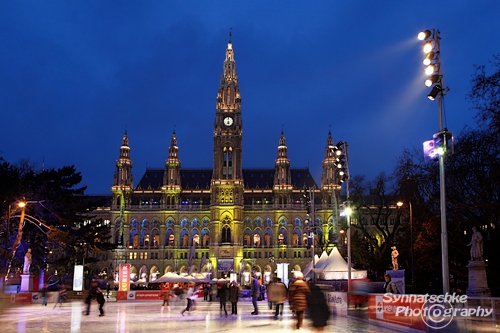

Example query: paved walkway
[0,298,405,333]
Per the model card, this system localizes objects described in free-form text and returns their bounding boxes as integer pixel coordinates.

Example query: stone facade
[91,35,345,285]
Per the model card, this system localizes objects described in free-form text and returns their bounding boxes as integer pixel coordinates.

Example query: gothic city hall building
[94,35,345,286]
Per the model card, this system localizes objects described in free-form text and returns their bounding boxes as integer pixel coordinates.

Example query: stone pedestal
[20,274,33,292]
[466,260,491,296]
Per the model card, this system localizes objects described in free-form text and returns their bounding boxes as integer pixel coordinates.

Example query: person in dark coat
[250,275,261,315]
[39,284,48,306]
[85,279,105,316]
[217,282,229,317]
[228,281,239,315]
[307,283,331,331]
[288,272,310,330]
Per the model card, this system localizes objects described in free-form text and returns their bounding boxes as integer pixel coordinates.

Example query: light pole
[418,29,450,294]
[5,201,26,282]
[397,201,414,287]
[330,141,350,289]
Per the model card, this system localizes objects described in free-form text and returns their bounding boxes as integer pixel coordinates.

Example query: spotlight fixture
[423,41,433,54]
[425,64,436,75]
[418,30,432,41]
[425,74,440,87]
[428,85,442,100]
[423,51,435,66]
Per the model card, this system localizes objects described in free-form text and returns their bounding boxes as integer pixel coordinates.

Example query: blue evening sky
[1,1,499,194]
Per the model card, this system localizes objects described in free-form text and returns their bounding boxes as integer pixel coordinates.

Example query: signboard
[423,139,437,162]
[119,264,131,291]
[217,259,234,272]
[8,293,32,304]
[73,265,84,291]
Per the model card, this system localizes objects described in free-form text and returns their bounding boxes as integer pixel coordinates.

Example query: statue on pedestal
[23,248,32,274]
[467,226,483,261]
[391,246,399,270]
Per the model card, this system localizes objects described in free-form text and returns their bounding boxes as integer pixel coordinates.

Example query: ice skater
[84,279,105,316]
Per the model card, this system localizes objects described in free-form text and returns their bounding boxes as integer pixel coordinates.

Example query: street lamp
[418,28,450,294]
[397,201,414,287]
[5,201,27,282]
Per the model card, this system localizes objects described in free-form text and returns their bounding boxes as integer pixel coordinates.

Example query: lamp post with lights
[331,141,351,290]
[418,29,451,294]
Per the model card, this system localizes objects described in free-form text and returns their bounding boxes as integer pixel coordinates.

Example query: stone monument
[20,248,33,292]
[391,246,399,270]
[466,227,490,296]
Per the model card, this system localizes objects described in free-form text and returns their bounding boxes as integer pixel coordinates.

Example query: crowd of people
[46,273,332,330]
[155,272,331,331]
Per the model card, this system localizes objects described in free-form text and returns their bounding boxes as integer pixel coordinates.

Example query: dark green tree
[0,161,114,279]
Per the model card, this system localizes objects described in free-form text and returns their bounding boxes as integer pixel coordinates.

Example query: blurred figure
[217,282,228,317]
[39,283,48,306]
[229,281,239,315]
[181,283,195,316]
[384,274,399,294]
[53,284,67,309]
[85,279,105,316]
[106,282,111,298]
[307,283,330,331]
[267,278,287,318]
[289,272,310,330]
[161,286,171,311]
[203,284,209,301]
[250,274,261,315]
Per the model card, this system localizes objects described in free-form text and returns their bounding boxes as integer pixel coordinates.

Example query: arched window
[243,229,252,246]
[278,228,287,245]
[293,228,301,245]
[264,233,271,247]
[253,234,261,247]
[222,226,231,243]
[193,234,200,246]
[202,229,210,247]
[182,234,189,247]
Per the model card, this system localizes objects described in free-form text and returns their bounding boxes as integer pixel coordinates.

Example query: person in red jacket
[288,272,310,330]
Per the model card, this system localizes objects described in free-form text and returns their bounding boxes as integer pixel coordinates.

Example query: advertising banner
[73,265,84,291]
[134,291,162,301]
[325,291,348,315]
[8,293,32,304]
[217,259,234,272]
[119,264,131,291]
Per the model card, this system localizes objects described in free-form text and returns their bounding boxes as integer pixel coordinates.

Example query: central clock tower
[211,32,244,267]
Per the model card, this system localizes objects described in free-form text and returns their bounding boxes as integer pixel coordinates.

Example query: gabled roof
[134,168,318,191]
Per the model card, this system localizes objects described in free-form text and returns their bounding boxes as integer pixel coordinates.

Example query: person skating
[267,277,287,318]
[85,279,105,316]
[250,274,261,315]
[181,283,196,316]
[307,282,330,331]
[217,282,228,317]
[289,272,310,330]
[53,284,67,309]
[229,281,239,315]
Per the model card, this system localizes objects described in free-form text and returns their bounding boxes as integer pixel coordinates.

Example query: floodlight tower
[418,29,450,294]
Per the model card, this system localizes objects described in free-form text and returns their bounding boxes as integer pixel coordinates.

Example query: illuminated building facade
[94,34,345,285]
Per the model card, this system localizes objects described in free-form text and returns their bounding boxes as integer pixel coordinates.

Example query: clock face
[224,116,233,126]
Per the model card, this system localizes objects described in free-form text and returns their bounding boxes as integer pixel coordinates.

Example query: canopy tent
[302,247,367,280]
[153,272,214,284]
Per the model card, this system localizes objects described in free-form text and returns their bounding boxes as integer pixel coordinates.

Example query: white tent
[302,254,319,279]
[314,251,329,271]
[310,247,367,280]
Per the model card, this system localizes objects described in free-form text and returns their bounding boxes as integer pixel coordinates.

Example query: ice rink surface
[0,298,404,333]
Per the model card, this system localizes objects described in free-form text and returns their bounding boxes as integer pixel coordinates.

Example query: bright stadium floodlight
[418,28,451,294]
